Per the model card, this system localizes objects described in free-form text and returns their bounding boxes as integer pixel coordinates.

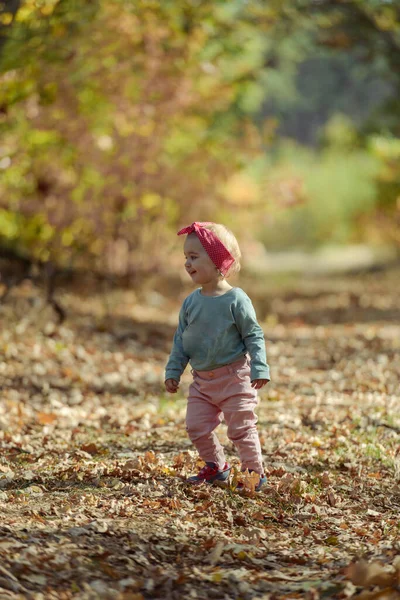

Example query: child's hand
[165,378,179,393]
[251,379,269,390]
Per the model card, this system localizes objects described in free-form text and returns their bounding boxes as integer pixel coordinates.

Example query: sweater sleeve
[233,293,270,382]
[165,302,190,382]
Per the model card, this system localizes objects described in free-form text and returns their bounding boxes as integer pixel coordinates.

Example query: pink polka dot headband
[177,222,235,276]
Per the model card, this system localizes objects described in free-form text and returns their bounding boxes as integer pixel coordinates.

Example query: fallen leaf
[81,443,100,455]
[327,491,336,506]
[345,560,397,588]
[208,540,224,565]
[36,412,57,425]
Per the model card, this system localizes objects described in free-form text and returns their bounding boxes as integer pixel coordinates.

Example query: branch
[0,247,66,324]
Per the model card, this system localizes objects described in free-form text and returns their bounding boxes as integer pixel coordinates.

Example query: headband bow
[177,222,235,276]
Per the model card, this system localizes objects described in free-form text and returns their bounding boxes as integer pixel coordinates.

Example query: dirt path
[0,270,399,599]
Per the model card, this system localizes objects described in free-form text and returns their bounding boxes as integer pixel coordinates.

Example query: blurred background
[0,0,399,314]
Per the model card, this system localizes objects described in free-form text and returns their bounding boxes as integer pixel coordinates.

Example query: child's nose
[185,258,191,268]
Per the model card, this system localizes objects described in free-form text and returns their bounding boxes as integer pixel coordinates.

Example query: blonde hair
[203,223,241,277]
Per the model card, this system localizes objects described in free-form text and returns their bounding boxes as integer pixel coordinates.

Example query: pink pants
[186,356,264,475]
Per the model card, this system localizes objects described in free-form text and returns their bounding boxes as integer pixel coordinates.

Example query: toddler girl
[165,222,270,491]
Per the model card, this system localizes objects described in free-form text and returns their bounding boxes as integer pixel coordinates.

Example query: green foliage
[258,122,383,249]
[0,0,399,273]
[0,0,281,273]
[0,208,20,239]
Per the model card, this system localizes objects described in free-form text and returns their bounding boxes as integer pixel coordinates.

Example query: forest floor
[0,267,399,600]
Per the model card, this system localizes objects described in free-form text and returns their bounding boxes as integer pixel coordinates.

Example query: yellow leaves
[374,8,398,32]
[230,465,239,490]
[141,193,162,210]
[0,209,20,239]
[224,173,261,207]
[39,2,57,17]
[23,486,44,496]
[0,0,271,273]
[136,121,155,137]
[211,571,223,583]
[114,112,137,136]
[61,229,74,247]
[369,136,400,161]
[14,0,60,21]
[14,3,37,22]
[160,466,176,476]
[324,535,339,546]
[0,13,13,25]
[312,437,323,448]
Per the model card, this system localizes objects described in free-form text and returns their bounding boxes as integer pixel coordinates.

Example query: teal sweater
[165,287,270,382]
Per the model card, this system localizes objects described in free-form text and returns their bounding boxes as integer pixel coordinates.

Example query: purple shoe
[187,462,231,484]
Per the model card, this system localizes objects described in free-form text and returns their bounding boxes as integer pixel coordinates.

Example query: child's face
[183,234,219,286]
